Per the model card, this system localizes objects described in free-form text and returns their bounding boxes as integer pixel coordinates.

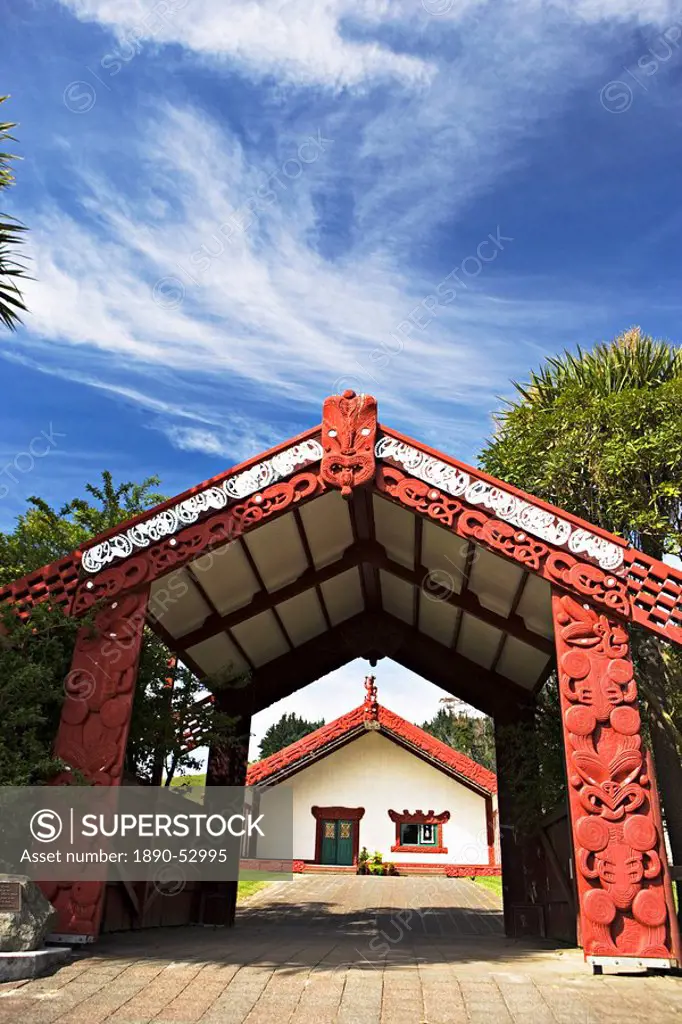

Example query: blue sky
[3,1,682,748]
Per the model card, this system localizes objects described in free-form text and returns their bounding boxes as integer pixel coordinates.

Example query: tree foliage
[481,328,682,557]
[0,471,165,588]
[0,96,27,329]
[126,647,247,787]
[421,702,496,771]
[0,602,81,785]
[495,679,567,833]
[0,472,224,785]
[481,327,682,849]
[258,713,325,759]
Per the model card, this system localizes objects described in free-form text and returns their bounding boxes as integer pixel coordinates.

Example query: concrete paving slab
[0,876,677,1023]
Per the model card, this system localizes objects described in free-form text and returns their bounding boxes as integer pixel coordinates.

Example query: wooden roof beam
[247,610,530,718]
[171,540,552,656]
[349,489,381,612]
[292,507,333,632]
[368,549,553,656]
[174,542,373,649]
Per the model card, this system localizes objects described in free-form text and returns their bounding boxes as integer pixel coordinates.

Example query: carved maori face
[593,843,648,909]
[319,391,377,496]
[577,814,662,912]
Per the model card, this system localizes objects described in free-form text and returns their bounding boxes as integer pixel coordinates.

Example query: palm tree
[502,327,682,412]
[489,327,682,555]
[0,96,27,329]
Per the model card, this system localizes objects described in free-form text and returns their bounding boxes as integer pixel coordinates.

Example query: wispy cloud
[57,0,433,88]
[15,99,537,426]
[162,421,283,462]
[8,0,681,463]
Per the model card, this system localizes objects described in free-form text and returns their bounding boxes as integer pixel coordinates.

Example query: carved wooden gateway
[2,390,680,967]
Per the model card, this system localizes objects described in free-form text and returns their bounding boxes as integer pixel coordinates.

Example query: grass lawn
[169,773,206,789]
[474,875,503,899]
[237,880,270,901]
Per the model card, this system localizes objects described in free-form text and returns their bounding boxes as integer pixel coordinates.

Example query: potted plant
[369,850,385,875]
[357,846,370,875]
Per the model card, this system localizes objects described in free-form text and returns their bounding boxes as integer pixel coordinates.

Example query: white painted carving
[375,436,624,572]
[464,480,572,547]
[568,529,624,571]
[375,437,469,496]
[81,439,324,574]
[224,440,323,499]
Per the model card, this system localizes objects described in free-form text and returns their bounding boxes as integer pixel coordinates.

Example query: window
[400,823,438,846]
[389,810,449,853]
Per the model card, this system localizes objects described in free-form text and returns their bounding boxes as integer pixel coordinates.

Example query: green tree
[126,652,247,787]
[0,96,27,329]
[259,712,325,759]
[421,700,496,771]
[494,678,567,832]
[481,327,682,871]
[0,472,226,785]
[0,602,81,785]
[0,470,165,587]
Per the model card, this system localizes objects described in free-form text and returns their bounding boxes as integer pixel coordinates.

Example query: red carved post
[552,591,680,962]
[41,589,149,939]
[319,390,377,496]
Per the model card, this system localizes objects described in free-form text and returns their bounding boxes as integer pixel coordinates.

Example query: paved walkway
[1,876,680,1023]
[238,874,505,938]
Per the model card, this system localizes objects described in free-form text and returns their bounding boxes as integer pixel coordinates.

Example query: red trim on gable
[0,423,324,613]
[77,423,324,551]
[247,707,365,785]
[246,703,497,793]
[376,706,497,792]
[377,423,627,550]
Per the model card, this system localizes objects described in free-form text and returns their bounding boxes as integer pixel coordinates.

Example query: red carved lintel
[551,590,679,962]
[319,390,377,496]
[39,588,149,940]
[388,809,451,825]
[311,806,366,821]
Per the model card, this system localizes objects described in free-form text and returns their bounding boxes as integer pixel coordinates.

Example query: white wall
[257,729,491,864]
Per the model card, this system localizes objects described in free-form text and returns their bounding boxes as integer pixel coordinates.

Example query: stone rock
[0,947,70,982]
[0,875,58,952]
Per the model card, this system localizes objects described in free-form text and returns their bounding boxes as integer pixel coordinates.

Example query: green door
[336,820,354,865]
[321,820,337,864]
[320,820,355,865]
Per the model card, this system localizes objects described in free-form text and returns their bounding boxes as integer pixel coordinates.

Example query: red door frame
[311,806,365,865]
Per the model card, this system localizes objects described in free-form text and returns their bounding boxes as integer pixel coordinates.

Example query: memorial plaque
[0,881,22,913]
